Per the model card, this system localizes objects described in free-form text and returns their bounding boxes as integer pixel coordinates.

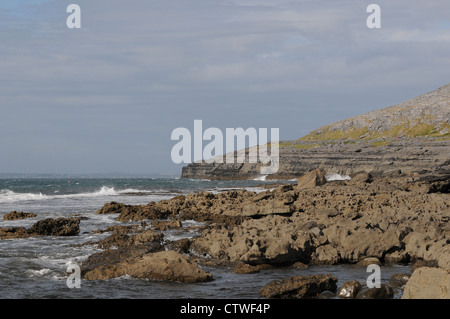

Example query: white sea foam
[0,189,48,203]
[325,174,351,181]
[0,186,158,204]
[253,175,268,181]
[26,268,52,277]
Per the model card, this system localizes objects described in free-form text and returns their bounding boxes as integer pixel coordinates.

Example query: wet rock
[96,201,171,222]
[2,211,37,221]
[389,273,411,289]
[166,238,191,254]
[84,250,213,283]
[1,217,80,239]
[259,274,338,299]
[356,257,381,267]
[289,261,309,269]
[151,219,182,231]
[95,201,127,215]
[92,225,141,235]
[95,229,164,250]
[384,250,410,264]
[337,280,362,298]
[234,264,261,274]
[356,284,394,299]
[81,245,161,277]
[27,217,80,236]
[0,227,30,239]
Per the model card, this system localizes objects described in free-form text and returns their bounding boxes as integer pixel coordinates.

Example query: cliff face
[181,84,450,180]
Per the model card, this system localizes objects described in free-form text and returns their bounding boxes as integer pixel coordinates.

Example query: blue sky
[0,0,449,175]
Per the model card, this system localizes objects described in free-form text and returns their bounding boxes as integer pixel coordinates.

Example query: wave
[325,174,351,181]
[253,175,268,181]
[0,189,49,203]
[0,186,165,204]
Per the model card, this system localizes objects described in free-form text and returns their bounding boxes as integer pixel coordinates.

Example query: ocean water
[0,177,409,299]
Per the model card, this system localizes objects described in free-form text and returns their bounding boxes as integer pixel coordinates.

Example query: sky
[0,0,449,176]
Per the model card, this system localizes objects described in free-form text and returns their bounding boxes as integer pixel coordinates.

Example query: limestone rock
[402,267,450,299]
[259,274,338,298]
[2,211,37,221]
[356,257,381,267]
[191,215,314,265]
[311,245,340,265]
[84,250,213,283]
[1,217,80,239]
[389,273,411,289]
[296,169,327,190]
[356,284,394,299]
[27,217,80,236]
[337,281,362,298]
[0,227,30,239]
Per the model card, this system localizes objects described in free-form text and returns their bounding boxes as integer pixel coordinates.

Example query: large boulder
[28,217,80,236]
[337,280,362,298]
[0,227,30,239]
[310,245,340,265]
[356,284,394,299]
[389,273,411,289]
[259,274,338,298]
[2,211,37,221]
[296,169,327,190]
[1,217,80,239]
[402,267,450,299]
[96,201,171,222]
[84,250,213,283]
[191,215,314,265]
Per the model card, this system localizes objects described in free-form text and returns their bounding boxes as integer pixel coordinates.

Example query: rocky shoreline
[91,169,449,298]
[1,169,448,298]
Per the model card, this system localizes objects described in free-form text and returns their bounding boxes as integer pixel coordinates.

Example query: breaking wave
[0,186,154,204]
[325,174,351,181]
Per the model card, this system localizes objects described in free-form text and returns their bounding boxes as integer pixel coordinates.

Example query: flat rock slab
[259,274,337,298]
[0,217,80,239]
[84,250,213,283]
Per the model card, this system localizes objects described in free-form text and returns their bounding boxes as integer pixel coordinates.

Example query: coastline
[66,170,450,298]
[0,170,448,299]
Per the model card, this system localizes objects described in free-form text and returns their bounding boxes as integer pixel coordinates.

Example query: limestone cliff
[181,84,450,180]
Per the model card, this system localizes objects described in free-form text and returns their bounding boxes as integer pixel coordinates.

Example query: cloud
[0,0,449,174]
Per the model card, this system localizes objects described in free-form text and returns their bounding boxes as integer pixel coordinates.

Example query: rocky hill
[302,83,450,141]
[181,84,450,180]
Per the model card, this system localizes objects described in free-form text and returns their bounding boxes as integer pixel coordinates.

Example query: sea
[0,176,410,299]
